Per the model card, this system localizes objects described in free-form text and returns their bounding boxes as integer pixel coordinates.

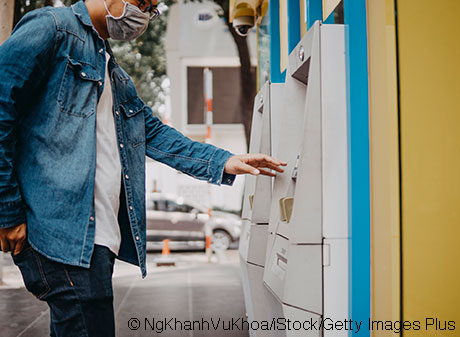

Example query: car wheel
[211,230,232,251]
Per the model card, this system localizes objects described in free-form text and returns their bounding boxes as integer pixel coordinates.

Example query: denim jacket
[0,1,235,278]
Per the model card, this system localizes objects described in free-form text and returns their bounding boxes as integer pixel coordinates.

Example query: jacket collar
[71,0,96,30]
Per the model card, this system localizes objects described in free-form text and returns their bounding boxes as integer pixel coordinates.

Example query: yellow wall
[322,0,340,21]
[300,0,307,37]
[367,0,400,335]
[279,0,288,73]
[397,0,460,335]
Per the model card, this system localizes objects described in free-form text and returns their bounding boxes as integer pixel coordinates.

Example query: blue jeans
[12,240,116,337]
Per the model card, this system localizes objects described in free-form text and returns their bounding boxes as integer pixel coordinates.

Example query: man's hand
[224,154,287,177]
[0,223,27,255]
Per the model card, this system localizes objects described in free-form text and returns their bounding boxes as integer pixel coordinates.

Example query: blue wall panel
[306,0,322,29]
[269,0,283,83]
[287,0,301,52]
[344,0,371,335]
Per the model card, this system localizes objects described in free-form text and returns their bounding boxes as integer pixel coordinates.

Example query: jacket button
[129,205,133,210]
[81,72,86,77]
[125,174,129,179]
[119,143,124,148]
[99,48,104,53]
[129,109,133,113]
[115,110,119,115]
[89,216,94,221]
[135,236,140,241]
[98,81,102,86]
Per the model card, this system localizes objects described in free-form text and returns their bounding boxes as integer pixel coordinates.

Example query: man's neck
[85,0,110,40]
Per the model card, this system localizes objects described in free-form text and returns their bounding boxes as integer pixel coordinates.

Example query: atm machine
[263,21,349,336]
[239,81,284,337]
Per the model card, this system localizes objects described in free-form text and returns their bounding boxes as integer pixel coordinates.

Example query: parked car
[145,193,242,251]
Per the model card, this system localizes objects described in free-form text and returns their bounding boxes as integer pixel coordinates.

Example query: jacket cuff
[0,200,26,229]
[208,148,236,186]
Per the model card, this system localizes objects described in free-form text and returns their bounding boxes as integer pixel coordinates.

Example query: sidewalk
[0,250,249,337]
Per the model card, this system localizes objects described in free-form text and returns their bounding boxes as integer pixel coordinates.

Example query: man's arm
[144,107,236,186]
[0,10,57,233]
[143,108,287,184]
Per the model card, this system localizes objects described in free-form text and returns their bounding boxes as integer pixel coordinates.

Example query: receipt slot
[239,81,284,337]
[263,21,349,336]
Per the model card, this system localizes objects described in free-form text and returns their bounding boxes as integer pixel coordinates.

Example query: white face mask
[103,0,150,41]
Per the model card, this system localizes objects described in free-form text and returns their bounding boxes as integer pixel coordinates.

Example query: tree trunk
[226,20,256,150]
[213,0,256,150]
[13,0,22,27]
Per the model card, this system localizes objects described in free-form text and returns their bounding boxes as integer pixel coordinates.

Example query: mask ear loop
[103,0,129,19]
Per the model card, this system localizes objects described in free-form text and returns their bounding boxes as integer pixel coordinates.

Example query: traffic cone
[162,239,171,255]
[204,215,213,263]
[155,239,176,267]
[205,234,212,263]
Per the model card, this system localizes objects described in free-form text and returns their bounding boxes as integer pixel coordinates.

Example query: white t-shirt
[93,54,122,256]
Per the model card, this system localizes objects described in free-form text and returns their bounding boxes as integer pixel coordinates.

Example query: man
[0,0,286,335]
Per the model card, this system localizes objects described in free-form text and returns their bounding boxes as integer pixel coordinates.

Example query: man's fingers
[10,240,17,255]
[257,168,276,177]
[13,239,25,256]
[0,238,10,253]
[238,162,259,175]
[255,162,285,173]
[246,154,287,168]
[229,154,287,176]
[0,223,27,253]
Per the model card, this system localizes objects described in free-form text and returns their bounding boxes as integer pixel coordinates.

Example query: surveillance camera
[232,16,255,37]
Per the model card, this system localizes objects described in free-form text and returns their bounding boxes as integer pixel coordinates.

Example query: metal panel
[323,238,348,337]
[240,220,269,266]
[252,84,274,223]
[264,234,322,314]
[243,82,280,224]
[245,263,271,337]
[320,25,348,239]
[242,84,268,221]
[286,21,322,244]
[264,290,323,337]
[269,83,285,158]
[239,220,251,260]
[267,22,318,241]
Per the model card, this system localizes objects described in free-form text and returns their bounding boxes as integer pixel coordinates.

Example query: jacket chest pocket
[120,96,145,148]
[58,58,101,118]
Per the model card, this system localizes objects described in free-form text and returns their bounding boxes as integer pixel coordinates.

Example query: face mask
[103,0,149,41]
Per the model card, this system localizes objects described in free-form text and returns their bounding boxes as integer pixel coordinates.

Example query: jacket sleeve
[144,107,236,186]
[0,10,58,228]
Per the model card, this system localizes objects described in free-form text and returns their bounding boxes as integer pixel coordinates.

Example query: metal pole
[0,0,15,285]
[203,68,213,262]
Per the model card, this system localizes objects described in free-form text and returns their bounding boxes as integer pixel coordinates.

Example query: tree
[110,0,176,116]
[13,0,54,26]
[214,0,256,147]
[186,0,256,147]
